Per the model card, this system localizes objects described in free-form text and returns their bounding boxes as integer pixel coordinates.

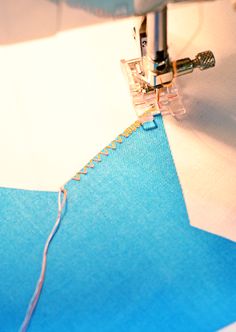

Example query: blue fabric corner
[0,115,235,332]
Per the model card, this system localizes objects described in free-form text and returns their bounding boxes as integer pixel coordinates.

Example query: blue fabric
[0,115,235,332]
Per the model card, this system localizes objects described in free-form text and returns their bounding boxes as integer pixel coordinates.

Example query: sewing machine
[0,1,215,128]
[75,0,216,124]
[120,2,216,123]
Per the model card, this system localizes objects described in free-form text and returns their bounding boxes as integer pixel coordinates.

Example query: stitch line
[73,120,141,181]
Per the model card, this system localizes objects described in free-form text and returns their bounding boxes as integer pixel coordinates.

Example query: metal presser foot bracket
[121,6,216,130]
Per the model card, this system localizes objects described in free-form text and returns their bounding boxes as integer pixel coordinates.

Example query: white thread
[19,187,67,332]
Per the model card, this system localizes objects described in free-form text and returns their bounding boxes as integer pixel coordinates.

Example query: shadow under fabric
[0,115,235,332]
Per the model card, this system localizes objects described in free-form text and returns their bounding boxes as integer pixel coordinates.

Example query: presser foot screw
[193,50,216,70]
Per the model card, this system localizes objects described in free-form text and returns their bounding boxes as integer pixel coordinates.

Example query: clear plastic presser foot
[121,58,186,130]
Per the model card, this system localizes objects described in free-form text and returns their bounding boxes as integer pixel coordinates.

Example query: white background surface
[166,0,236,241]
[0,0,235,241]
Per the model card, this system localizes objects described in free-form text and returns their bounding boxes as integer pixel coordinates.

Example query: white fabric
[219,322,236,332]
[0,16,137,190]
[165,0,236,242]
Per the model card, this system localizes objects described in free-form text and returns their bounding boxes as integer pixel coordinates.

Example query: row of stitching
[73,120,141,181]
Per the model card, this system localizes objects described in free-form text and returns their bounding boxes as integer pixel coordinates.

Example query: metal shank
[146,6,168,63]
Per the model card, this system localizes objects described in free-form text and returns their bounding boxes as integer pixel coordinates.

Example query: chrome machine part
[145,6,170,83]
[146,6,168,65]
[134,6,172,87]
[173,51,216,76]
[135,3,215,88]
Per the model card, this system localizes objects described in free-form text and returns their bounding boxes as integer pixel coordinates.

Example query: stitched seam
[73,120,141,181]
